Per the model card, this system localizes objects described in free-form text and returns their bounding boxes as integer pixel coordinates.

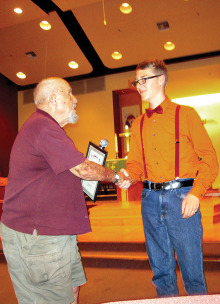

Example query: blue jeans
[141,184,207,297]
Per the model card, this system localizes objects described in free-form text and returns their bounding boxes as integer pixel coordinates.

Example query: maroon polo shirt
[2,109,91,235]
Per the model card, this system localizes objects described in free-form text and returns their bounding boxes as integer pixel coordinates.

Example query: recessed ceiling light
[112,51,122,60]
[164,41,175,51]
[14,8,23,14]
[16,72,26,79]
[39,21,51,30]
[68,61,79,69]
[120,3,132,14]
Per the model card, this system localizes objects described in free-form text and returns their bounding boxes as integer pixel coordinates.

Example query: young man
[122,59,219,296]
[1,77,131,304]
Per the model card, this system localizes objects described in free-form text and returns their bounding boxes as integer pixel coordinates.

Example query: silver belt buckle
[164,183,171,190]
[171,180,181,189]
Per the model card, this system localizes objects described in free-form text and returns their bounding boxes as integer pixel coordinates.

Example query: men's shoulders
[15,111,65,158]
[29,110,58,127]
[178,104,199,120]
[21,110,61,139]
[170,102,198,118]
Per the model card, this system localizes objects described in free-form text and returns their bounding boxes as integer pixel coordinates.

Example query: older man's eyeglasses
[132,74,162,87]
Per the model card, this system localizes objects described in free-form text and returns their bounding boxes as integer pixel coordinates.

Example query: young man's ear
[159,74,166,87]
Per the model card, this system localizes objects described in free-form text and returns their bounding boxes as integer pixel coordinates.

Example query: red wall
[0,74,18,176]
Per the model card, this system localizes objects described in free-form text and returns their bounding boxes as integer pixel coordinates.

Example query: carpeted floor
[0,262,220,304]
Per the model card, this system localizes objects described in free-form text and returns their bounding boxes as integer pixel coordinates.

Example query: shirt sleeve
[185,107,219,199]
[37,123,86,175]
[126,118,146,183]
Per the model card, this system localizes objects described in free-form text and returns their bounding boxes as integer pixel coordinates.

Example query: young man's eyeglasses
[132,74,162,87]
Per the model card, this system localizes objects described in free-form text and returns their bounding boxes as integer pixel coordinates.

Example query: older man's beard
[68,108,79,124]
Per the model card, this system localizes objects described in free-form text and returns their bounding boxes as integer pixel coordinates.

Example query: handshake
[115,168,133,190]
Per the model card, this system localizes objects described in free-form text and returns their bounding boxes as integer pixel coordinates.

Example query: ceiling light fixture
[16,72,26,79]
[120,3,132,14]
[164,41,175,51]
[102,0,107,26]
[14,8,23,14]
[39,21,51,30]
[68,61,79,69]
[112,51,122,60]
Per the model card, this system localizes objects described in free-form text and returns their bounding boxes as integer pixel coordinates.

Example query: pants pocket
[173,186,192,200]
[24,251,66,284]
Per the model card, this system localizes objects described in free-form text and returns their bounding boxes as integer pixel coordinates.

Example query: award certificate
[81,142,108,202]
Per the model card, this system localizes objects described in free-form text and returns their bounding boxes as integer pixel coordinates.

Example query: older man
[1,77,131,304]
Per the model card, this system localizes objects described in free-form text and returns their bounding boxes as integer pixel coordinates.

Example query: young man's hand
[116,168,133,189]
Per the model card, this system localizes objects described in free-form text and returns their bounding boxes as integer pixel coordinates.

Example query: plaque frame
[81,142,108,202]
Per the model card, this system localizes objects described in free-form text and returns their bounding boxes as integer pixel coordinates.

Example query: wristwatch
[113,171,120,184]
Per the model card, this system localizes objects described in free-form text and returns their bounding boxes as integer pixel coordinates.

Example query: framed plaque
[81,142,108,202]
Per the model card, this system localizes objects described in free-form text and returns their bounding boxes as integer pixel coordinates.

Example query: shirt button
[153,134,156,136]
[154,148,156,150]
[156,162,158,165]
[159,177,162,179]
[153,120,156,123]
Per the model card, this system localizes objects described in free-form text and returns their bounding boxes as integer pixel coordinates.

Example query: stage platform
[1,196,219,266]
[0,196,220,303]
[77,196,220,269]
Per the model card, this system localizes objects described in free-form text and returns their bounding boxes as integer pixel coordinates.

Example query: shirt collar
[36,108,60,126]
[159,96,171,113]
[154,96,171,113]
[146,96,171,117]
